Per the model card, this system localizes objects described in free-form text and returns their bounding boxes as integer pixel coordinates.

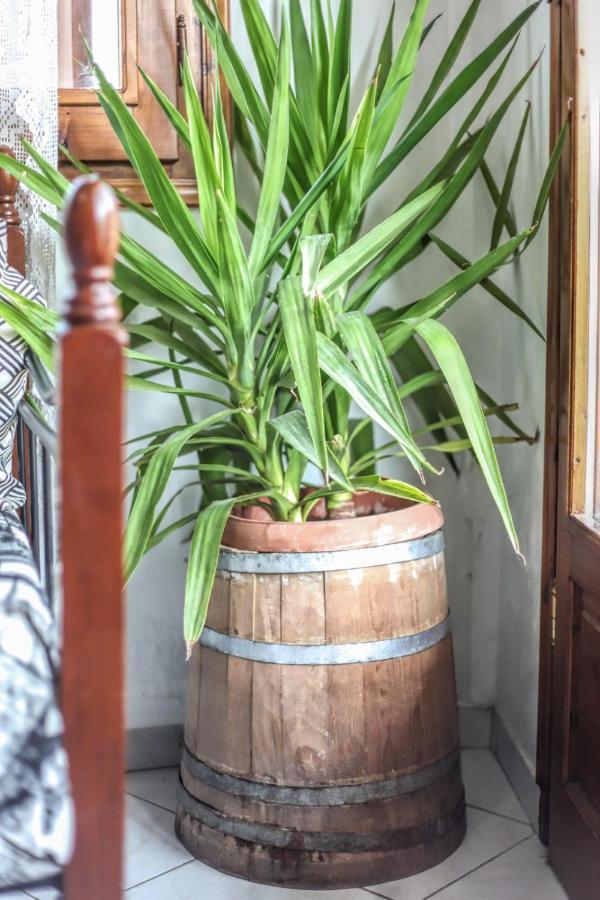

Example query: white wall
[65,2,550,760]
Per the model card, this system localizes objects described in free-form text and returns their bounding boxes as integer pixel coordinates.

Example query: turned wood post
[0,146,25,277]
[61,177,126,900]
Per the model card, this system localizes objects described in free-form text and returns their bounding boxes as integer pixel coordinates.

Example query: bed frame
[0,149,125,900]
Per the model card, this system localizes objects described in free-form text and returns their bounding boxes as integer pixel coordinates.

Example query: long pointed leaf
[316,182,446,297]
[279,278,328,476]
[416,318,519,552]
[371,2,542,194]
[249,20,291,276]
[491,102,531,249]
[316,332,433,474]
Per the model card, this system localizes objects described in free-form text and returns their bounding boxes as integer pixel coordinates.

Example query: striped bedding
[0,218,46,509]
[0,220,73,890]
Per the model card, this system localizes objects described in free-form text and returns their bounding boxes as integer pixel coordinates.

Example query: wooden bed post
[0,146,25,274]
[61,178,126,900]
[0,148,34,538]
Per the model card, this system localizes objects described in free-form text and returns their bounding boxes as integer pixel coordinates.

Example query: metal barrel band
[177,781,466,853]
[199,614,451,665]
[218,530,444,575]
[181,746,461,807]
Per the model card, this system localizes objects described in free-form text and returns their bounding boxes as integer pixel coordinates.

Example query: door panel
[540,1,600,896]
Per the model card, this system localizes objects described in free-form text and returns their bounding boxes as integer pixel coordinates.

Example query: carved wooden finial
[0,146,21,227]
[64,176,120,327]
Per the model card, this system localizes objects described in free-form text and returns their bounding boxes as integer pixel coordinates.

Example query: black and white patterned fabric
[0,218,46,511]
[0,510,72,888]
[0,221,73,890]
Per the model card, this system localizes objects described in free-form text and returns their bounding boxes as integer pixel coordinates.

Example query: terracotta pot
[176,495,465,889]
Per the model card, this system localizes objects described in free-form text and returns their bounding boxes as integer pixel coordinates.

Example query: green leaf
[125,409,234,581]
[182,52,220,254]
[279,278,328,476]
[249,19,291,276]
[382,227,535,353]
[371,2,542,194]
[351,475,436,506]
[119,234,221,326]
[240,0,278,100]
[409,0,482,127]
[138,65,191,149]
[92,57,220,293]
[327,0,352,138]
[184,490,277,647]
[192,0,270,146]
[316,332,432,475]
[262,139,351,272]
[59,143,166,231]
[126,375,228,403]
[316,181,446,297]
[373,3,395,102]
[0,152,63,207]
[290,0,319,141]
[479,158,517,237]
[20,138,70,198]
[429,233,545,340]
[270,408,352,489]
[212,50,236,216]
[354,59,539,305]
[523,116,569,250]
[491,102,531,249]
[416,318,520,553]
[366,0,429,178]
[310,0,330,126]
[300,234,332,294]
[215,192,255,384]
[332,79,377,249]
[337,311,412,438]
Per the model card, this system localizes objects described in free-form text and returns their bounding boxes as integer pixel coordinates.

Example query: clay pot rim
[222,494,444,554]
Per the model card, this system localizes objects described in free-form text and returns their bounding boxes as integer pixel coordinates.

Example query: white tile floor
[11,750,568,900]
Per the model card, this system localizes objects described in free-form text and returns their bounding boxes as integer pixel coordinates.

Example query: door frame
[537,0,595,842]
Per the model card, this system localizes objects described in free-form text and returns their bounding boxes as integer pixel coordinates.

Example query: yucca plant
[0,0,565,649]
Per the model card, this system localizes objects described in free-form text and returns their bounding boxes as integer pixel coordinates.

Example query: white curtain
[0,0,58,301]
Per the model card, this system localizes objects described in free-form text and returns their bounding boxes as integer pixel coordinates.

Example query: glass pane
[579,0,600,523]
[58,0,122,90]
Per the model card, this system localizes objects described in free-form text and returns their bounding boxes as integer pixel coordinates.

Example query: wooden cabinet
[58,0,230,205]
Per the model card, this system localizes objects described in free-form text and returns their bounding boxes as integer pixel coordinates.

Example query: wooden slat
[60,177,126,900]
[324,554,447,643]
[280,572,328,783]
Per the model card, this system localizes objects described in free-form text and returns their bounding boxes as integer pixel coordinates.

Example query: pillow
[0,219,47,510]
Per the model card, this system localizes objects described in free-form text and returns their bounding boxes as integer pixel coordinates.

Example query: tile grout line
[125,789,177,817]
[361,886,399,899]
[420,835,535,900]
[361,836,534,900]
[465,801,533,827]
[124,859,198,893]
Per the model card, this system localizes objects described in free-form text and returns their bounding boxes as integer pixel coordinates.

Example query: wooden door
[538,2,600,897]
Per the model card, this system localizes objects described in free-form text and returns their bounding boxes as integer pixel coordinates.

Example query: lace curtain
[0,0,58,301]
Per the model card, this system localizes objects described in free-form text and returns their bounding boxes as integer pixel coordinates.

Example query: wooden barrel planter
[176,495,466,889]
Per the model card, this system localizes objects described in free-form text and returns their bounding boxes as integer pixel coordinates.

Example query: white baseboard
[458,702,493,749]
[127,724,183,772]
[492,710,540,830]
